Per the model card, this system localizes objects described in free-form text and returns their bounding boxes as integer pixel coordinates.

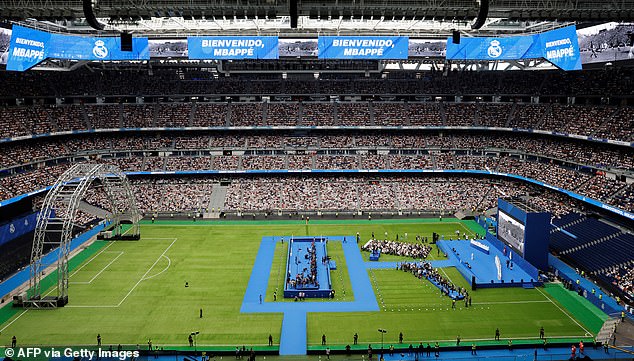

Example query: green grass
[0,219,604,349]
[306,265,598,347]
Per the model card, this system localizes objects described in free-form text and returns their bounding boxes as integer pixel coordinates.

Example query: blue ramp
[279,311,307,355]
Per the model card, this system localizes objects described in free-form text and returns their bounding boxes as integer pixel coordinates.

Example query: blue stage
[438,238,539,289]
[284,237,333,298]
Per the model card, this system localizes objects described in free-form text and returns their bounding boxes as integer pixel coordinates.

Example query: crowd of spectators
[362,239,432,259]
[231,103,265,126]
[576,174,628,203]
[287,155,313,169]
[122,104,153,128]
[496,156,592,191]
[48,105,86,132]
[611,183,634,211]
[156,104,191,127]
[0,101,633,141]
[477,103,512,127]
[131,178,214,213]
[444,103,477,127]
[223,176,539,212]
[315,155,358,169]
[85,104,121,129]
[267,103,299,126]
[337,103,370,126]
[373,102,405,126]
[603,266,634,299]
[242,155,285,170]
[508,103,552,129]
[0,128,631,213]
[192,103,228,127]
[407,103,443,126]
[301,103,336,126]
[166,156,212,171]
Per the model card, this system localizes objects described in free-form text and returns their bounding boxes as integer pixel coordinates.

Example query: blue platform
[438,238,538,288]
[284,237,332,298]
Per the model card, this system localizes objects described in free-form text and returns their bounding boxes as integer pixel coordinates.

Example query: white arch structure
[27,163,141,308]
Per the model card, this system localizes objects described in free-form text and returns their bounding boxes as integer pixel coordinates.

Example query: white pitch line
[535,286,593,336]
[0,309,28,333]
[70,252,124,285]
[116,238,178,307]
[69,241,116,277]
[142,255,171,281]
[348,335,590,344]
[55,238,178,309]
[473,300,551,305]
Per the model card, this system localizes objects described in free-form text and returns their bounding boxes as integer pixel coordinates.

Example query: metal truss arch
[27,163,141,308]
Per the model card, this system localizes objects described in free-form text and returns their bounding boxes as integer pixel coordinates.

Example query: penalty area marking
[1,237,178,329]
[69,251,124,285]
[142,255,171,281]
[66,237,178,309]
[69,241,116,277]
[535,286,593,337]
[114,237,178,307]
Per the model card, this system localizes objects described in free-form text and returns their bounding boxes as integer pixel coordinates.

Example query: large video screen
[578,23,634,64]
[498,211,526,256]
[149,39,188,58]
[0,27,11,65]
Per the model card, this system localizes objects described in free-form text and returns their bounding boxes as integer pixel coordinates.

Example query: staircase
[438,102,447,125]
[204,184,228,219]
[596,317,620,344]
[506,103,517,128]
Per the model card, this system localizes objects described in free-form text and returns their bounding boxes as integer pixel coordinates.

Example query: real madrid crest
[487,40,502,58]
[93,40,109,59]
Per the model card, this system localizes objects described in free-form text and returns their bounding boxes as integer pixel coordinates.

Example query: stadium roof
[2,0,634,38]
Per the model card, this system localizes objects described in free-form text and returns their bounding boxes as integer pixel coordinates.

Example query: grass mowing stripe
[543,283,608,334]
[536,286,592,336]
[116,237,178,307]
[70,251,124,284]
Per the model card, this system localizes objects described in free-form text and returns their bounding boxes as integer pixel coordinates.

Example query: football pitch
[0,219,605,349]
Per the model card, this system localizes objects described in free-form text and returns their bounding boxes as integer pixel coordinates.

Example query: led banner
[48,34,149,61]
[0,212,38,247]
[540,25,582,71]
[187,36,279,59]
[446,34,542,61]
[6,25,49,71]
[318,36,409,59]
[446,25,581,71]
[6,25,150,72]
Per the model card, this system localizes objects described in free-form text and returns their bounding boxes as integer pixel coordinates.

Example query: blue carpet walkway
[241,236,379,355]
